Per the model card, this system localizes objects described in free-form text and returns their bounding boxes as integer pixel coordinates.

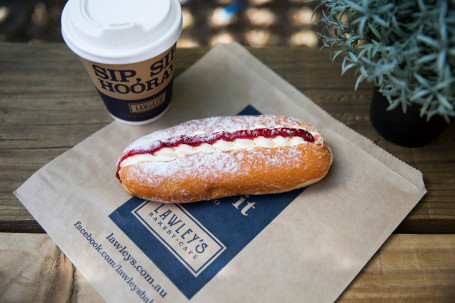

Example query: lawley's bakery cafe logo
[133,201,226,277]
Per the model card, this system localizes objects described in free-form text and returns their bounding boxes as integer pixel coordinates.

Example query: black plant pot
[370,88,449,147]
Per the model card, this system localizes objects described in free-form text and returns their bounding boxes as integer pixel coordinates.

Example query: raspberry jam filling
[116,128,315,180]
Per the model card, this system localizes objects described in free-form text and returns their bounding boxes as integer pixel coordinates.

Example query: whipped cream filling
[120,131,322,168]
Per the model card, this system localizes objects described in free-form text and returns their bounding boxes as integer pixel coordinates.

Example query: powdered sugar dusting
[121,135,310,167]
[134,151,242,180]
[123,115,322,153]
[119,115,331,201]
[123,141,331,201]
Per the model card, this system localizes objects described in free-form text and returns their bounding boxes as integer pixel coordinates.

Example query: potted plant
[313,0,454,147]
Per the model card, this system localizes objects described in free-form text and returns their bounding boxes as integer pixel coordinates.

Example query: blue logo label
[109,105,305,298]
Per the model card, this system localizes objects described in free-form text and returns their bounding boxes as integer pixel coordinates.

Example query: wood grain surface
[1,43,454,234]
[1,42,455,302]
[339,234,455,302]
[1,233,454,302]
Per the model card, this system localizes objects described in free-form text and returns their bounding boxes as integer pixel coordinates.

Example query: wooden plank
[0,44,207,226]
[1,233,454,302]
[0,43,454,233]
[338,234,455,302]
[0,233,103,302]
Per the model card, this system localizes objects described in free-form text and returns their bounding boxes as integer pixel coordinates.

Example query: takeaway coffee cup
[61,0,182,125]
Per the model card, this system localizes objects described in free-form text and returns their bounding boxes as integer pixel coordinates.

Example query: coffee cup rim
[61,0,182,64]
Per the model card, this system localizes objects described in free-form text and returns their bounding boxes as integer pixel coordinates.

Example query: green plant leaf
[415,53,438,65]
[414,73,431,87]
[315,0,454,119]
[437,50,447,76]
[436,93,454,111]
[417,34,440,48]
[354,73,366,90]
[332,49,345,62]
[343,0,365,13]
[387,99,401,111]
[417,0,427,12]
[372,15,389,28]
[410,89,430,101]
[341,57,357,75]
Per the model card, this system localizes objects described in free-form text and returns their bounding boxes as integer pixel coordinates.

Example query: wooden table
[1,43,454,302]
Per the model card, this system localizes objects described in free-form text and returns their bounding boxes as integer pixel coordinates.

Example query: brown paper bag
[14,43,426,303]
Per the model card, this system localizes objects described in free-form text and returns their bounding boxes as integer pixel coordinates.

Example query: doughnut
[116,115,332,203]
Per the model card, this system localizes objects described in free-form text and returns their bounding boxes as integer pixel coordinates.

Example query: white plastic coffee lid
[61,0,182,64]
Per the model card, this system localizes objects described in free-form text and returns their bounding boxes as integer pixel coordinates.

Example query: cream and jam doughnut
[116,115,332,203]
